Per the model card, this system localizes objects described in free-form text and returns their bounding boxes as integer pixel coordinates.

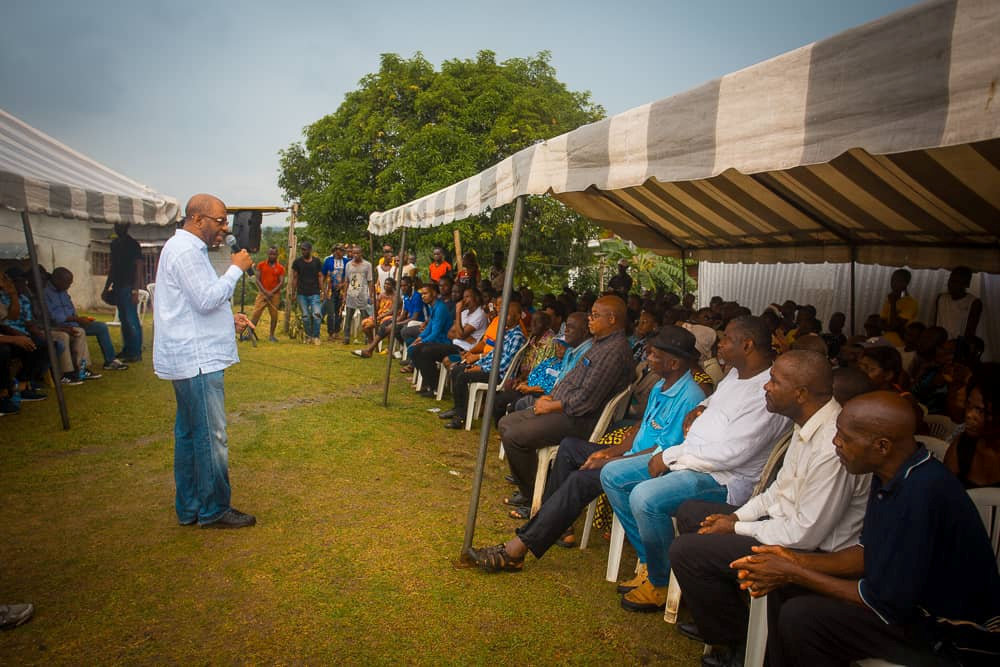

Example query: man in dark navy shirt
[731,391,1000,666]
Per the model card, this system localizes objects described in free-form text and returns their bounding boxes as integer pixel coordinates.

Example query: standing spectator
[400,251,417,279]
[249,246,285,342]
[490,250,505,293]
[153,193,257,528]
[44,268,128,371]
[375,244,395,294]
[291,241,323,344]
[608,259,633,298]
[879,269,917,347]
[456,251,480,288]
[321,244,348,340]
[343,245,373,344]
[105,222,144,362]
[428,247,452,284]
[935,266,983,340]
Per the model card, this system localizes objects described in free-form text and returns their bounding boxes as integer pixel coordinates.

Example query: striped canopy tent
[0,108,179,224]
[0,107,180,429]
[369,0,1000,273]
[365,0,1000,556]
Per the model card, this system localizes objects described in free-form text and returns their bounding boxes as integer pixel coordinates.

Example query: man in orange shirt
[428,247,452,284]
[250,246,286,342]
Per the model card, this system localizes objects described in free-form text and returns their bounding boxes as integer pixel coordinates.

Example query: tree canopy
[278,50,605,286]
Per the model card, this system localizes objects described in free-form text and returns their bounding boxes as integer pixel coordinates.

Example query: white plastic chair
[137,289,149,323]
[529,384,633,519]
[923,414,959,443]
[435,361,449,400]
[968,487,1000,568]
[662,430,793,624]
[464,344,527,431]
[915,434,949,461]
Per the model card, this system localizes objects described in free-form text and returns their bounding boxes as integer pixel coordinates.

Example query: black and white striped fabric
[0,108,179,225]
[368,0,1000,272]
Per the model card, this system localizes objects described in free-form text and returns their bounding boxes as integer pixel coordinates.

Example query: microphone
[225,234,254,276]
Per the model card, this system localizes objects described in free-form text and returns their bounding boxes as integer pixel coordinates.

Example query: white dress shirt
[734,398,870,552]
[153,229,243,381]
[660,367,790,505]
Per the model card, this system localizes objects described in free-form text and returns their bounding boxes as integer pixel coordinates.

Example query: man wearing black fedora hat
[466,325,707,573]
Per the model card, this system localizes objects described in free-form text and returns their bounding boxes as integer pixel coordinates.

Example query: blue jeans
[297,294,323,339]
[114,286,142,359]
[601,453,727,586]
[82,320,116,365]
[172,370,230,524]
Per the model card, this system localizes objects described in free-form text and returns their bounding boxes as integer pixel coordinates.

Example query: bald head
[791,333,828,357]
[595,295,627,328]
[185,194,225,218]
[776,349,833,400]
[842,391,917,444]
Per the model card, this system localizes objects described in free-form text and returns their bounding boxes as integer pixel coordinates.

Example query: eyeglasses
[198,214,227,225]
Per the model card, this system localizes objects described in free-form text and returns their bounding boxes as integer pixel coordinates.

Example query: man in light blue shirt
[153,194,256,529]
[466,326,706,572]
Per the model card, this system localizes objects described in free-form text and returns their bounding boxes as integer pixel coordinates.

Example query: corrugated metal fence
[697,262,998,361]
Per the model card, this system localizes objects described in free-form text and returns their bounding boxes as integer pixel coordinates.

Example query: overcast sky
[2,0,920,218]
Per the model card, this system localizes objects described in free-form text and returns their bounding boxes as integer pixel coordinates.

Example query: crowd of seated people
[1,265,131,417]
[382,260,995,666]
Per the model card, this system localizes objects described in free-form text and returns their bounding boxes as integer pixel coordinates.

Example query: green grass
[0,312,701,665]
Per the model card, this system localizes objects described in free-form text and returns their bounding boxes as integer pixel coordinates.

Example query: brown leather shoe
[621,579,667,612]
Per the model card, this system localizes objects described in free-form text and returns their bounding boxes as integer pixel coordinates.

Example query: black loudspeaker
[231,211,263,253]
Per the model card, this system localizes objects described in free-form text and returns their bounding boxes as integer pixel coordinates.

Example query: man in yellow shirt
[879,269,917,348]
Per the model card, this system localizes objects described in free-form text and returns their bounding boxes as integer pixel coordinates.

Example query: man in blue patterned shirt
[443,302,525,430]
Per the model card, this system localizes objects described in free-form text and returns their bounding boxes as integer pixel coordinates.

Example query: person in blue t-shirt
[321,244,349,339]
[466,325,707,572]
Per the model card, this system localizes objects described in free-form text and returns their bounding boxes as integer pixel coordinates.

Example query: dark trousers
[492,389,524,425]
[669,499,758,646]
[498,408,596,499]
[766,586,947,667]
[452,368,489,417]
[412,343,459,387]
[1,340,49,386]
[516,437,605,558]
[324,292,342,334]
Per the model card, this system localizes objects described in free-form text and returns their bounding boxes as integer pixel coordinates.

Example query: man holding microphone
[153,194,257,529]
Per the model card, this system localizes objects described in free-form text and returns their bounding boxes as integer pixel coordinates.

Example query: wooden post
[453,229,463,272]
[283,203,298,335]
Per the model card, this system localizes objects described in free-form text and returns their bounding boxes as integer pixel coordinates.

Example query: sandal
[507,506,530,520]
[465,544,524,572]
[556,528,576,548]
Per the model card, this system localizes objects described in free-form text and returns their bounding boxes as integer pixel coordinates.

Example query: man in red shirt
[250,246,286,342]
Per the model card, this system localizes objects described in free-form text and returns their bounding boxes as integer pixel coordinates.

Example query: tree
[597,238,696,296]
[278,50,605,287]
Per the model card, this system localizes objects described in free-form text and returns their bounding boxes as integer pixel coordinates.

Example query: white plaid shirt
[153,229,242,381]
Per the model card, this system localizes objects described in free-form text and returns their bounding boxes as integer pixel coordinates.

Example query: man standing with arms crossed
[153,194,257,529]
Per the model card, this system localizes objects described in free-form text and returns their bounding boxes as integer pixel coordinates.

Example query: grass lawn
[1,311,701,665]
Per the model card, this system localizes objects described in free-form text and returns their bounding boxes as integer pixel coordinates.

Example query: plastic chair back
[751,430,793,497]
[968,487,1000,569]
[923,414,959,442]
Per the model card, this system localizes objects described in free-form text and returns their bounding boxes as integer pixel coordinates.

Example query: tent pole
[21,211,69,430]
[381,225,407,407]
[283,204,297,336]
[680,248,688,303]
[461,195,524,558]
[849,245,857,336]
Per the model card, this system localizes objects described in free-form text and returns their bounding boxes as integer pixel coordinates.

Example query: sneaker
[103,359,129,371]
[0,397,18,416]
[392,350,402,359]
[617,563,649,594]
[269,335,279,343]
[80,369,102,381]
[19,389,47,402]
[621,579,668,612]
[313,337,321,346]
[60,375,84,386]
[200,508,256,529]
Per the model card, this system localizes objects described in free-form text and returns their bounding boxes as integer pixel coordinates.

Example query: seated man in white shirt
[601,316,791,613]
[668,350,872,666]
